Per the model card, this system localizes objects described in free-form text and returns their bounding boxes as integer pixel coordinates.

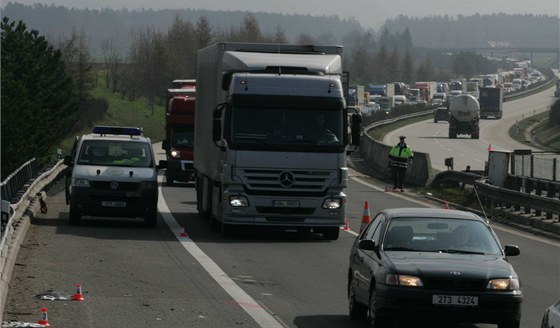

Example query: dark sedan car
[348,208,522,328]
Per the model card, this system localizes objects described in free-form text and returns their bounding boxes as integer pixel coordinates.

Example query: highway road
[3,87,560,327]
[2,162,559,327]
[384,84,557,172]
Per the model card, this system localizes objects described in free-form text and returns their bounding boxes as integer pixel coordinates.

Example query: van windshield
[77,140,153,167]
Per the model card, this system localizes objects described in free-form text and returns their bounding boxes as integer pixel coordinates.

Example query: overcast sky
[4,0,559,29]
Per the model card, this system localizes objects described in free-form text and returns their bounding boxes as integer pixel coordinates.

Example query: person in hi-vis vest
[388,135,414,192]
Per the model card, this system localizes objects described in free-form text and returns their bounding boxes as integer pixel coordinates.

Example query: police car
[63,126,166,227]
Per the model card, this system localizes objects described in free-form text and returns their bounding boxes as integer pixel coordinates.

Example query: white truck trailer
[448,94,480,139]
[194,42,361,239]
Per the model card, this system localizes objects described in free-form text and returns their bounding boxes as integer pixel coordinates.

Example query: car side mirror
[504,245,520,257]
[358,239,377,251]
[63,155,72,166]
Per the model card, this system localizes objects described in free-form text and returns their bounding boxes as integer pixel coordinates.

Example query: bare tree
[57,29,94,106]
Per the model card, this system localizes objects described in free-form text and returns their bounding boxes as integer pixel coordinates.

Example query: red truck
[162,79,196,186]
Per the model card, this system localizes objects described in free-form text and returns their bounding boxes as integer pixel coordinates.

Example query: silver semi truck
[194,42,361,239]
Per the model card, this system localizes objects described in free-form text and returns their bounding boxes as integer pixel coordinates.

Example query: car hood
[74,165,155,181]
[387,252,514,279]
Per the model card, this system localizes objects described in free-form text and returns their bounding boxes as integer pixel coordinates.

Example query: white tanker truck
[448,94,480,139]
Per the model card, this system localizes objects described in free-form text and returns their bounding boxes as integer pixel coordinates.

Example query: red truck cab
[162,80,196,186]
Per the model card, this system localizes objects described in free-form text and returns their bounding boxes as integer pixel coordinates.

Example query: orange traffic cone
[71,283,85,301]
[38,307,50,326]
[360,201,372,233]
[343,218,350,231]
[487,144,493,151]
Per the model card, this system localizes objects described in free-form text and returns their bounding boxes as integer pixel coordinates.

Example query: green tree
[1,18,78,178]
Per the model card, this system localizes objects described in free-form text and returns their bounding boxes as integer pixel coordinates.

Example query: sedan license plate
[273,200,299,208]
[433,295,478,307]
[101,201,126,208]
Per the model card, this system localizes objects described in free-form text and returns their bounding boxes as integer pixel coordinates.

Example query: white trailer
[194,42,361,239]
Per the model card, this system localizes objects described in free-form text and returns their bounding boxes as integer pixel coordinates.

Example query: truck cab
[162,80,196,186]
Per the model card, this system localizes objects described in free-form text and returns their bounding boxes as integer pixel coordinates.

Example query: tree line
[1,11,556,178]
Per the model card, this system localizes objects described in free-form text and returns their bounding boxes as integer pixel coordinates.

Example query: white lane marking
[350,176,560,247]
[157,184,286,328]
[350,176,428,206]
[490,223,560,247]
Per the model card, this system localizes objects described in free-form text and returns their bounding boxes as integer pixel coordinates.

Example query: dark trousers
[391,167,407,189]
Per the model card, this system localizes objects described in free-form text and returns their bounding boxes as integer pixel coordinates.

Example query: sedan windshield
[383,218,502,255]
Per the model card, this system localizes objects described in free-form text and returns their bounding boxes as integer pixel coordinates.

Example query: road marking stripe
[157,184,286,328]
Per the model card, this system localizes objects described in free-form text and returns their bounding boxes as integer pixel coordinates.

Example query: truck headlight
[230,195,249,207]
[170,150,180,158]
[72,178,90,188]
[322,198,341,209]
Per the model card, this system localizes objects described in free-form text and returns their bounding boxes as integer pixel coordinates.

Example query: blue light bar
[92,126,143,136]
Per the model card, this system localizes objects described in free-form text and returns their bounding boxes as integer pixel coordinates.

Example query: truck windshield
[228,106,344,152]
[77,140,153,167]
[172,126,194,148]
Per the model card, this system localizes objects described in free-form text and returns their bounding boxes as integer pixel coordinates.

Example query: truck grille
[240,168,333,193]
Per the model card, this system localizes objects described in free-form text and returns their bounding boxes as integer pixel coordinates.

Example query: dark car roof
[381,208,484,222]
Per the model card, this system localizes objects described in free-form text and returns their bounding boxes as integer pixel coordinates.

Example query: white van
[63,126,166,227]
[432,92,447,106]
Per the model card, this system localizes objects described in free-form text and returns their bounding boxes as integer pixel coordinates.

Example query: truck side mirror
[351,114,361,146]
[162,139,169,150]
[212,118,222,142]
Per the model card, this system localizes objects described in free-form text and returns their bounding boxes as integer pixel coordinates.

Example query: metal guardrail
[1,160,65,246]
[1,158,38,204]
[476,177,560,221]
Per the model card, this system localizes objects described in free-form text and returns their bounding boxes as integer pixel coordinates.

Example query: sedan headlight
[322,198,341,210]
[487,278,520,290]
[229,195,249,207]
[72,178,90,188]
[386,274,424,287]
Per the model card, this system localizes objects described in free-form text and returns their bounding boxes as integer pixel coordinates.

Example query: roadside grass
[507,111,560,151]
[48,74,166,160]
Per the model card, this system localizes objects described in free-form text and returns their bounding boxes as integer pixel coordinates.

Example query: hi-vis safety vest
[388,144,414,168]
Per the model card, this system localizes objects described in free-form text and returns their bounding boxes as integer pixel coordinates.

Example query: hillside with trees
[2,4,559,177]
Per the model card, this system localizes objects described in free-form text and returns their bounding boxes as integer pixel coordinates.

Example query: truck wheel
[210,213,221,231]
[69,203,81,225]
[319,227,340,240]
[144,205,157,228]
[166,173,175,186]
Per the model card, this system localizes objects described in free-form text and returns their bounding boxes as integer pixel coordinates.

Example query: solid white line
[157,185,286,328]
[350,176,429,206]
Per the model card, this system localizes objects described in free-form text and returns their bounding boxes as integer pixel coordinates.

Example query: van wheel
[144,206,157,228]
[69,203,81,225]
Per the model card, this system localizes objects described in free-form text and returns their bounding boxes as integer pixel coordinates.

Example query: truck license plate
[432,295,478,306]
[101,201,126,207]
[273,200,299,208]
